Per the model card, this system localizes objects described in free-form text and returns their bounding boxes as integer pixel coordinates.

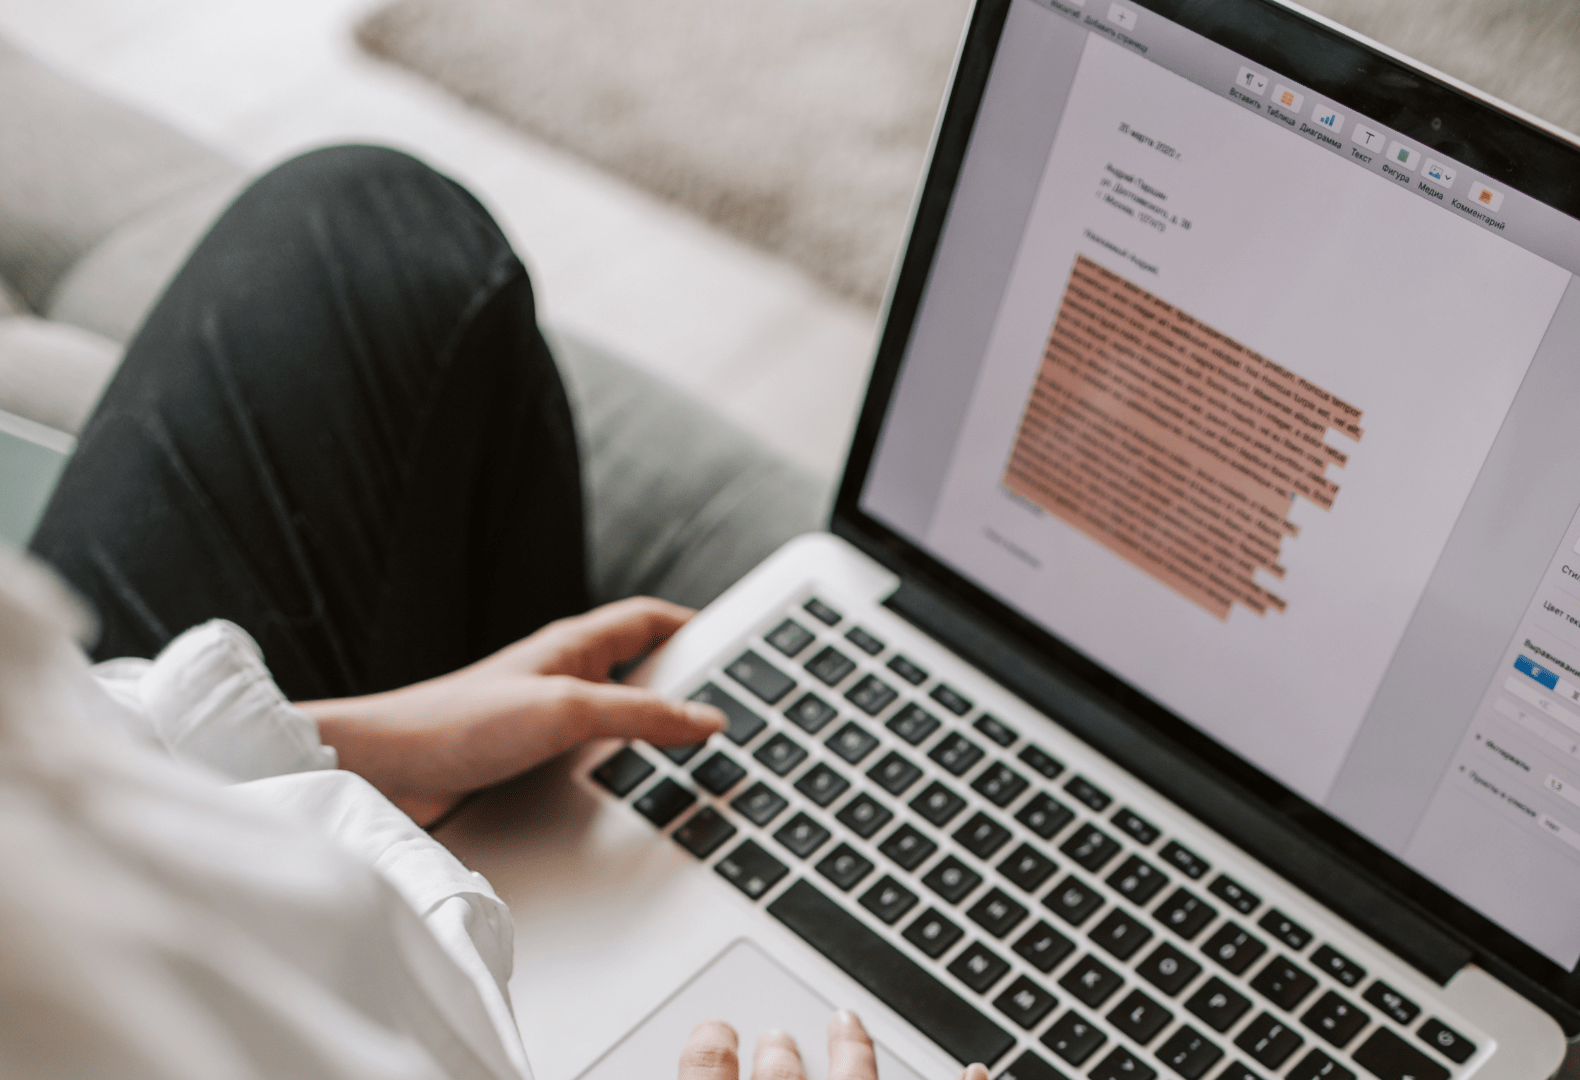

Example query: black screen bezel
[833,0,1580,1016]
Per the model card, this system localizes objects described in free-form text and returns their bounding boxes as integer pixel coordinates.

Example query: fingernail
[833,1009,864,1028]
[685,702,728,730]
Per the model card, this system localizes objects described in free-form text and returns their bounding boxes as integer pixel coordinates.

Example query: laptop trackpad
[577,939,930,1080]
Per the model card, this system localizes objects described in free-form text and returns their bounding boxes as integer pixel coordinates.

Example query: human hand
[676,1011,990,1080]
[300,597,726,825]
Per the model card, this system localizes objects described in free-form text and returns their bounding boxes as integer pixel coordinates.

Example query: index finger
[828,1011,879,1080]
[679,1020,740,1080]
[528,597,696,680]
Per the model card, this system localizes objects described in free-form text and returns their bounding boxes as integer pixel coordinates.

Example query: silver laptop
[437,2,1580,1078]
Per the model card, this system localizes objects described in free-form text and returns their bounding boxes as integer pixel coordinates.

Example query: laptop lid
[832,0,1580,1029]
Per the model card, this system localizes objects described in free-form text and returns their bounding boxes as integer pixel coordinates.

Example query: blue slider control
[1516,655,1559,690]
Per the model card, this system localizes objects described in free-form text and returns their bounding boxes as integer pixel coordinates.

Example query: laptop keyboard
[591,595,1479,1080]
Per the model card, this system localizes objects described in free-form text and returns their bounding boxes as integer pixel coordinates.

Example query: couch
[0,35,826,613]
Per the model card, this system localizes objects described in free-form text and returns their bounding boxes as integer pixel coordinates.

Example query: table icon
[1270,84,1304,112]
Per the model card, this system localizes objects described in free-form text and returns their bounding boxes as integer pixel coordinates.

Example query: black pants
[31,146,589,702]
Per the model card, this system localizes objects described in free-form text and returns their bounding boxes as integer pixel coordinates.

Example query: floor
[0,0,880,482]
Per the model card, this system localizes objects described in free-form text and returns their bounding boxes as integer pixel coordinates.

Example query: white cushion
[0,316,121,436]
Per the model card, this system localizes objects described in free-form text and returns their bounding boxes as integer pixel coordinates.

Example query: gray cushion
[0,37,241,314]
[0,316,121,434]
[548,325,829,609]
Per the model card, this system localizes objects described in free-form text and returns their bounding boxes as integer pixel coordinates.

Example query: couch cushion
[548,325,829,610]
[0,316,121,435]
[0,37,241,313]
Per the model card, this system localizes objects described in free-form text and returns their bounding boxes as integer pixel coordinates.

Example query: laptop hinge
[883,575,1472,983]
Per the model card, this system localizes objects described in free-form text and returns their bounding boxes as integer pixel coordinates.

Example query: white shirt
[0,545,532,1080]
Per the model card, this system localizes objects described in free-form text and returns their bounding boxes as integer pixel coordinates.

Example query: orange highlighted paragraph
[1003,255,1364,620]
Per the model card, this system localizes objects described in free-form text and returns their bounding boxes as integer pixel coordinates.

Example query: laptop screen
[854,0,1580,974]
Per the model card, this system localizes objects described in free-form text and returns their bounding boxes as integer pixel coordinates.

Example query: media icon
[1235,67,1268,95]
[1352,124,1386,153]
[1107,2,1136,29]
[1423,159,1456,188]
[1310,104,1345,135]
[1271,84,1304,113]
[1468,182,1504,212]
[1386,141,1419,171]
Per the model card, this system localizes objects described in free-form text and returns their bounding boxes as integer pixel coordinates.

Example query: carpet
[357,0,1579,308]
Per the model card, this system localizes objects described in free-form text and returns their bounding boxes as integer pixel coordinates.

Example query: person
[7,144,991,1079]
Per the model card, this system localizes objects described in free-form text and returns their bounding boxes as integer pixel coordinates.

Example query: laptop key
[1155,1026,1223,1080]
[923,855,984,904]
[766,617,815,657]
[690,683,767,745]
[836,792,893,839]
[1201,922,1266,975]
[1207,874,1260,915]
[1154,887,1217,940]
[1136,941,1201,996]
[803,597,841,625]
[673,807,737,858]
[905,907,966,958]
[785,691,838,733]
[860,875,919,925]
[888,702,942,744]
[692,751,748,795]
[931,732,986,775]
[715,839,788,899]
[732,782,789,826]
[1186,977,1252,1032]
[1059,954,1124,1007]
[973,762,1030,807]
[878,822,938,870]
[1234,1013,1303,1069]
[817,843,875,891]
[1089,907,1154,961]
[769,880,1018,1066]
[774,812,831,858]
[591,746,654,796]
[634,778,695,826]
[888,654,928,685]
[1113,808,1160,845]
[1019,744,1065,780]
[1300,991,1367,1048]
[1160,841,1210,880]
[1064,775,1111,812]
[1309,944,1364,987]
[1416,1019,1474,1064]
[805,645,857,686]
[1107,855,1169,905]
[1360,980,1419,1026]
[1041,1009,1107,1065]
[997,1049,1067,1080]
[846,626,885,655]
[1061,823,1122,872]
[1354,1029,1449,1080]
[1286,1050,1354,1080]
[1109,987,1173,1045]
[968,887,1029,938]
[950,941,1012,993]
[754,733,807,776]
[1259,910,1313,952]
[931,683,974,716]
[995,975,1059,1029]
[1217,1063,1268,1080]
[662,743,705,765]
[974,713,1018,746]
[912,780,968,825]
[999,843,1058,893]
[956,811,1012,859]
[795,762,850,806]
[846,673,898,715]
[1017,792,1076,839]
[1044,874,1104,926]
[827,720,880,763]
[726,649,796,704]
[1090,1047,1156,1080]
[868,750,923,794]
[1250,956,1316,1011]
[1013,920,1075,973]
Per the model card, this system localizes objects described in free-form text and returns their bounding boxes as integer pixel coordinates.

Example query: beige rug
[357,0,1579,308]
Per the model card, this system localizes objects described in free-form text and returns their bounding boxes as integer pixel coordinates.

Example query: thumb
[571,681,728,746]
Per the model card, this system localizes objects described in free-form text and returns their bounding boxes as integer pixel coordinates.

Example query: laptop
[435,2,1580,1078]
